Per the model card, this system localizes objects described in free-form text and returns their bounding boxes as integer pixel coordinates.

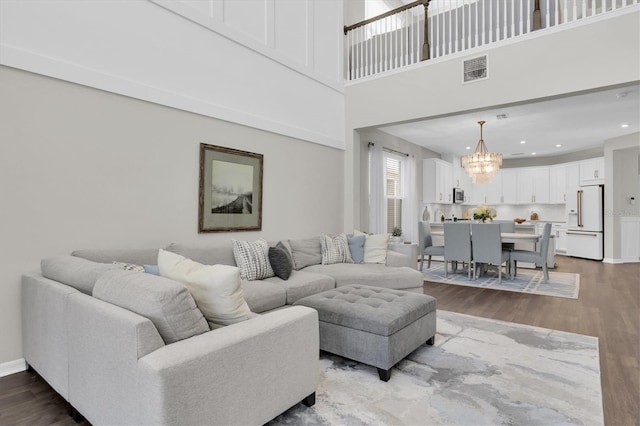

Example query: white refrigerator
[566,185,604,260]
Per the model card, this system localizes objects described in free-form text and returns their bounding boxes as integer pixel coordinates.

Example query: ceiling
[377,84,640,160]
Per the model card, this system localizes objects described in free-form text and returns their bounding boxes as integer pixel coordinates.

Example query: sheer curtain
[368,143,386,234]
[402,154,419,244]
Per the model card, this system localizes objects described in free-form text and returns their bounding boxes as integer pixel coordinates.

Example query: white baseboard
[621,257,640,263]
[0,358,27,378]
[602,258,625,264]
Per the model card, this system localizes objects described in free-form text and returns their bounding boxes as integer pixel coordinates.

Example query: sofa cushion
[240,280,287,313]
[320,233,352,265]
[268,242,293,280]
[93,269,209,344]
[347,235,366,264]
[41,256,123,294]
[263,271,335,304]
[164,242,237,266]
[158,249,252,326]
[232,239,275,281]
[303,263,424,290]
[289,237,322,270]
[71,248,159,266]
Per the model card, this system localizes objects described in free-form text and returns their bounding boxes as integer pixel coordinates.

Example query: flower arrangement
[473,205,497,222]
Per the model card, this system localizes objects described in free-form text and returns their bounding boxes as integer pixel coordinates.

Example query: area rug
[269,310,603,425]
[420,262,580,299]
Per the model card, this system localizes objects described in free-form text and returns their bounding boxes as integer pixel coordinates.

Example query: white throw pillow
[157,249,252,326]
[355,230,390,264]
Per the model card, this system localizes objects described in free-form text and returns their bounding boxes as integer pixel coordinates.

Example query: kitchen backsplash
[425,203,567,223]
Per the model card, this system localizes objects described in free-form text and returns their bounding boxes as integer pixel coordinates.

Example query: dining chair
[510,222,552,282]
[418,221,445,271]
[443,223,472,280]
[471,223,511,283]
[498,221,516,251]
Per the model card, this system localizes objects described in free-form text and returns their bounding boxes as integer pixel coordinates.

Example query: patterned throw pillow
[113,261,145,272]
[231,239,275,281]
[320,233,352,265]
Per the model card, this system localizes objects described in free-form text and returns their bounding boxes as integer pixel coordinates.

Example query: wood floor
[0,256,638,425]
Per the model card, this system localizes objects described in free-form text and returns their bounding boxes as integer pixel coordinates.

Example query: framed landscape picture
[198,143,263,233]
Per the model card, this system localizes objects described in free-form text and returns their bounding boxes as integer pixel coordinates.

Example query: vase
[422,206,430,222]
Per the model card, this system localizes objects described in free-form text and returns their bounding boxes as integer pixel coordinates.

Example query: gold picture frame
[198,143,263,233]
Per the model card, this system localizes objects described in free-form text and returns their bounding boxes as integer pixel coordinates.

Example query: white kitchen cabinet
[423,159,453,204]
[452,161,473,204]
[579,157,605,185]
[501,169,518,204]
[565,162,580,213]
[549,164,567,204]
[468,178,498,204]
[517,167,550,204]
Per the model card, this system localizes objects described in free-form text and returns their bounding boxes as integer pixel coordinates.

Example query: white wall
[357,129,439,233]
[0,66,344,366]
[0,0,345,149]
[343,9,640,231]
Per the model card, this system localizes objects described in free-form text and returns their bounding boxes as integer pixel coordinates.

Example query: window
[385,153,404,233]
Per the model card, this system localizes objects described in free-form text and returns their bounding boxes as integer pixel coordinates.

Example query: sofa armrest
[386,249,413,268]
[65,293,166,425]
[137,306,319,425]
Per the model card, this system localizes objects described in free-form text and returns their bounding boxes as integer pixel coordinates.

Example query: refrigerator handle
[577,190,583,227]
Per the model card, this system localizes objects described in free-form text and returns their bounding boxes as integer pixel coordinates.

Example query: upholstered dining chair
[443,222,473,280]
[496,220,516,251]
[510,222,552,282]
[418,221,445,271]
[471,223,511,283]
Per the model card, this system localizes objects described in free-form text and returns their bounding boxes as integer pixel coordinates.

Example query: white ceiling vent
[463,55,488,83]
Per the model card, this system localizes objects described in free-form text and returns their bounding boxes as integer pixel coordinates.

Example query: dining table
[431,230,541,279]
[431,231,541,244]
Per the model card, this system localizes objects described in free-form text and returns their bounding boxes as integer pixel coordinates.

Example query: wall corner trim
[0,358,27,378]
[602,258,625,264]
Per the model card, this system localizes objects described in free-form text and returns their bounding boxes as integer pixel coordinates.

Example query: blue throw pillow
[143,264,160,275]
[347,235,366,264]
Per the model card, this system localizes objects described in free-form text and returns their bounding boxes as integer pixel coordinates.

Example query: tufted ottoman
[294,284,436,381]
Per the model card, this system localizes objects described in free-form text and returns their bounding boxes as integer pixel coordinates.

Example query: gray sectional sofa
[21,238,423,425]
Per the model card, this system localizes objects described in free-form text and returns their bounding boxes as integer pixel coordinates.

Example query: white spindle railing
[345,0,638,80]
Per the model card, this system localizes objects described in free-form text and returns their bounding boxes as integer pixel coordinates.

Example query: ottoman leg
[302,392,316,407]
[426,336,435,346]
[377,368,392,382]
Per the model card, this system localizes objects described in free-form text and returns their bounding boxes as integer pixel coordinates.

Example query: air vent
[511,153,525,156]
[463,55,488,83]
[496,114,508,120]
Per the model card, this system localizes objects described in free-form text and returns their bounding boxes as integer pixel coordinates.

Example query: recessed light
[465,146,471,150]
[621,124,629,128]
[555,144,562,147]
[531,152,537,155]
[520,140,526,144]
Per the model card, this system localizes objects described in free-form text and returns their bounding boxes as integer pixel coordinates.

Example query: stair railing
[344,0,431,81]
[345,0,638,81]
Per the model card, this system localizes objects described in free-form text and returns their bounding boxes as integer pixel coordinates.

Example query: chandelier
[461,120,503,184]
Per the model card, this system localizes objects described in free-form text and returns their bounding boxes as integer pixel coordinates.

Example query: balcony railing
[345,0,639,81]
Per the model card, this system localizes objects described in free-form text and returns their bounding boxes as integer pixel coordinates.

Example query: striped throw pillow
[321,233,353,265]
[231,239,275,281]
